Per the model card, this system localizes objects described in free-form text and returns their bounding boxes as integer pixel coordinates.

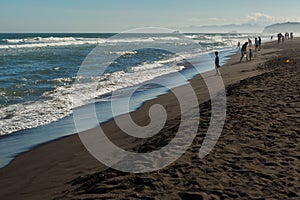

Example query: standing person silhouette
[258,37,262,51]
[215,51,221,75]
[277,33,282,43]
[240,42,249,63]
[255,38,259,51]
[249,48,253,61]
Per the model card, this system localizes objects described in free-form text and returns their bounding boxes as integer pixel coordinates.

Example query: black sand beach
[0,39,299,200]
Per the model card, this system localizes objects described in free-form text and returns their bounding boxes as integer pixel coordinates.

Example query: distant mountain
[263,22,300,34]
[178,23,264,33]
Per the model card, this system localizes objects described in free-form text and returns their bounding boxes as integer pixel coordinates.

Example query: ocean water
[0,32,268,167]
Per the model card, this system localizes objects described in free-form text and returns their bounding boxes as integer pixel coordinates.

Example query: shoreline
[0,47,237,169]
[0,38,299,199]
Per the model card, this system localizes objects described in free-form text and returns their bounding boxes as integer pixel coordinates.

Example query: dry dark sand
[0,39,299,200]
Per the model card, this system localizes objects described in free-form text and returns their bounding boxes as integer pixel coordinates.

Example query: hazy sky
[1,0,300,32]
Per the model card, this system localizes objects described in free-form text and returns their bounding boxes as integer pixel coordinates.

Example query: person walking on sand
[240,42,249,63]
[237,42,240,49]
[255,38,259,51]
[258,37,262,51]
[290,32,293,40]
[215,51,221,75]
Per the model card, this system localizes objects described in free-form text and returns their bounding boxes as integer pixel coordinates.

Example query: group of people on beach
[215,36,261,75]
[275,32,293,43]
[215,32,294,75]
[238,36,261,63]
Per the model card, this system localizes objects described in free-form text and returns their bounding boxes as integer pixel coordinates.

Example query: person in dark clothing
[215,51,221,75]
[258,37,262,50]
[290,32,293,39]
[255,38,259,51]
[285,32,289,39]
[240,42,249,63]
[277,33,282,43]
[249,48,253,61]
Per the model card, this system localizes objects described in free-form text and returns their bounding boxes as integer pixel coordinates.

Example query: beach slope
[0,39,299,199]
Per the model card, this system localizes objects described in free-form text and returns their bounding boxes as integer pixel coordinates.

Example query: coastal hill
[263,22,300,34]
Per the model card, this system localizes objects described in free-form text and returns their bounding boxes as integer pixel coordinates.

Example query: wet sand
[0,38,299,200]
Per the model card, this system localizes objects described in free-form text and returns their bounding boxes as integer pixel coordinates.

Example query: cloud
[281,16,300,22]
[208,17,227,22]
[188,17,227,23]
[246,13,275,22]
[245,12,300,24]
[187,12,300,28]
[188,18,204,22]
